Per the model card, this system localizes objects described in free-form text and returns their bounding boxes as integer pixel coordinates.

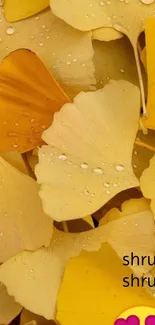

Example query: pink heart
[145,315,155,325]
[114,315,140,325]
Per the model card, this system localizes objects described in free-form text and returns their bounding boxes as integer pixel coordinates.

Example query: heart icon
[145,315,155,325]
[114,315,140,325]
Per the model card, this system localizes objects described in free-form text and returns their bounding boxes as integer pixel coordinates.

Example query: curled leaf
[36,80,140,221]
[0,156,53,262]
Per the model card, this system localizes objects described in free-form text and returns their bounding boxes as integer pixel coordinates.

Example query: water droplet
[81,163,88,169]
[0,0,4,6]
[30,35,34,39]
[113,183,118,187]
[82,63,85,67]
[84,190,90,196]
[120,68,125,73]
[42,24,46,28]
[31,118,35,122]
[93,167,103,174]
[14,122,19,126]
[133,164,138,169]
[0,232,3,237]
[46,36,50,40]
[6,26,15,35]
[12,144,18,148]
[35,16,39,20]
[100,1,104,5]
[66,60,71,65]
[141,0,155,4]
[41,125,46,129]
[58,154,67,161]
[134,150,137,155]
[115,164,124,172]
[104,182,110,188]
[106,190,111,194]
[85,14,89,18]
[39,42,43,47]
[91,193,95,197]
[8,132,18,137]
[30,268,34,273]
[73,58,77,62]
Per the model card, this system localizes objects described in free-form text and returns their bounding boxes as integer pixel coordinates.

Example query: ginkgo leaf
[93,36,146,90]
[0,49,69,153]
[50,0,155,113]
[0,283,22,325]
[143,18,155,130]
[0,208,153,319]
[56,243,155,325]
[99,198,154,277]
[0,156,53,262]
[92,27,123,41]
[140,154,155,214]
[20,309,55,325]
[36,80,140,221]
[50,0,155,44]
[0,8,95,97]
[4,0,49,22]
[1,151,28,175]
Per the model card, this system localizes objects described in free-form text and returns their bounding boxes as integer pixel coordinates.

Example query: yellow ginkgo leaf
[50,0,155,44]
[140,154,155,214]
[0,283,22,325]
[0,208,153,319]
[56,243,155,325]
[93,36,146,90]
[50,0,154,112]
[1,151,28,175]
[0,8,95,97]
[92,27,123,41]
[4,0,49,22]
[36,80,140,221]
[20,309,55,325]
[143,18,155,130]
[0,156,53,262]
[0,49,69,153]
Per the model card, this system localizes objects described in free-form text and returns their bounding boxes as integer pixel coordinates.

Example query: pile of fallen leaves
[1,0,155,324]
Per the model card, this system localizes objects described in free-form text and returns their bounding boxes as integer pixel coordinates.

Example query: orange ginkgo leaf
[0,49,70,154]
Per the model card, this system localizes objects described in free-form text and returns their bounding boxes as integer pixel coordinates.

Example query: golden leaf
[56,243,155,325]
[36,80,140,221]
[0,206,153,318]
[4,0,49,22]
[0,156,53,262]
[0,49,69,153]
[1,151,28,175]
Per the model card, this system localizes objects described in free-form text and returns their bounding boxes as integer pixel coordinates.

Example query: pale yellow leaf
[1,152,28,175]
[140,154,155,214]
[0,8,95,96]
[50,0,153,112]
[92,27,123,41]
[0,283,22,324]
[0,208,153,318]
[4,0,49,22]
[36,80,140,221]
[56,243,155,325]
[0,156,53,262]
